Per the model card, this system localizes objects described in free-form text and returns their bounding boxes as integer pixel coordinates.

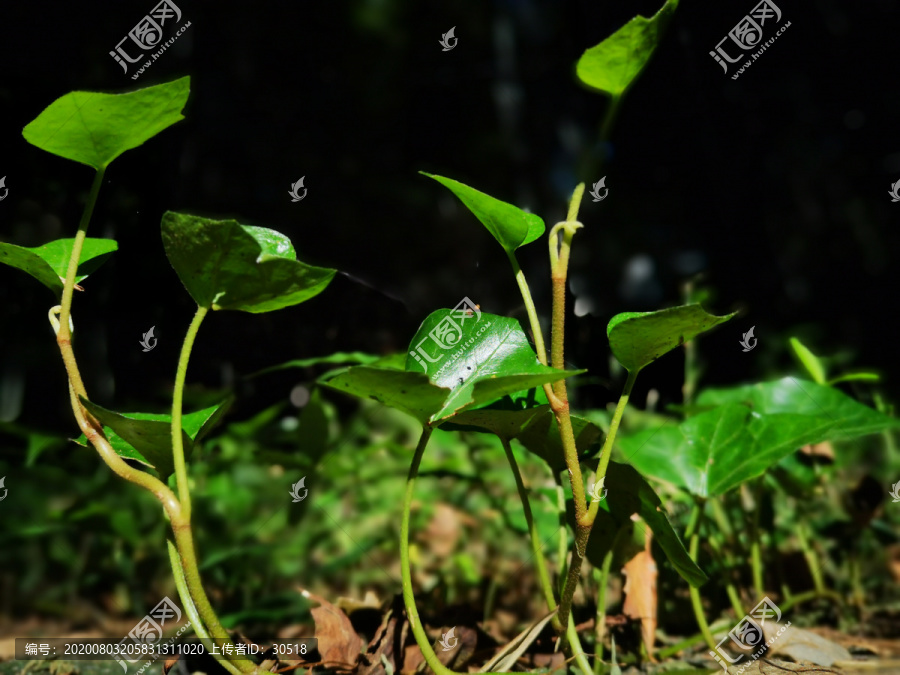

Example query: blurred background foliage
[1,0,899,640]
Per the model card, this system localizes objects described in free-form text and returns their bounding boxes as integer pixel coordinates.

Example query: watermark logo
[589,177,608,202]
[588,478,608,503]
[115,597,183,672]
[290,477,308,503]
[409,297,486,376]
[739,326,757,352]
[439,627,458,651]
[440,27,457,51]
[710,596,789,673]
[0,176,8,201]
[0,476,7,502]
[139,326,157,352]
[710,1,789,78]
[888,180,900,202]
[890,481,900,503]
[289,177,307,202]
[110,1,191,80]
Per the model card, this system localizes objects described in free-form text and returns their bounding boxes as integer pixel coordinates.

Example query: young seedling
[6,77,335,675]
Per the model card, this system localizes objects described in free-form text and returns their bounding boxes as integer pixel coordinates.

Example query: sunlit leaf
[22,77,190,170]
[161,212,336,313]
[321,310,581,426]
[608,304,735,373]
[575,0,679,97]
[621,380,900,498]
[0,238,117,298]
[421,173,545,253]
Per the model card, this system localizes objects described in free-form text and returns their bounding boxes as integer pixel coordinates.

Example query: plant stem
[654,619,734,660]
[507,251,549,367]
[172,305,209,521]
[593,552,613,669]
[566,612,595,675]
[796,520,825,594]
[167,541,244,675]
[556,368,637,637]
[775,589,843,614]
[599,94,622,146]
[588,370,637,521]
[402,428,540,675]
[556,481,569,593]
[749,480,765,598]
[53,172,257,674]
[56,168,105,409]
[501,437,561,631]
[687,504,717,652]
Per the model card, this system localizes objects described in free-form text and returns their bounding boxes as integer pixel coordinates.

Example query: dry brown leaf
[763,621,851,667]
[298,588,363,672]
[621,524,657,662]
[359,596,406,675]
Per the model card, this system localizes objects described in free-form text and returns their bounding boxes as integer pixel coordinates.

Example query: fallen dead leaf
[298,588,364,672]
[763,621,852,667]
[622,523,657,662]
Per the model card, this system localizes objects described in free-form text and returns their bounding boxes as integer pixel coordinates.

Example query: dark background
[1,0,898,435]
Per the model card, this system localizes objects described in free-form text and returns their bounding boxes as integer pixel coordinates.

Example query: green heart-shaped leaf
[406,309,584,421]
[620,380,900,498]
[696,378,900,439]
[161,212,336,313]
[321,367,448,426]
[578,461,707,587]
[22,76,190,170]
[0,238,117,298]
[576,0,679,98]
[73,397,232,478]
[321,310,581,426]
[421,173,545,253]
[608,304,735,373]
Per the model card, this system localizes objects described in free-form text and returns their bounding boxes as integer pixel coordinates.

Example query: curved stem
[52,171,257,674]
[402,427,523,675]
[500,437,561,631]
[566,613,594,675]
[56,168,105,405]
[167,541,243,675]
[172,305,209,521]
[557,370,637,634]
[506,251,549,367]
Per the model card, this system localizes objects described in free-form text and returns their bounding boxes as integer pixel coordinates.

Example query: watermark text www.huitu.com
[709,1,790,79]
[109,0,191,80]
[709,596,790,672]
[409,297,489,377]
